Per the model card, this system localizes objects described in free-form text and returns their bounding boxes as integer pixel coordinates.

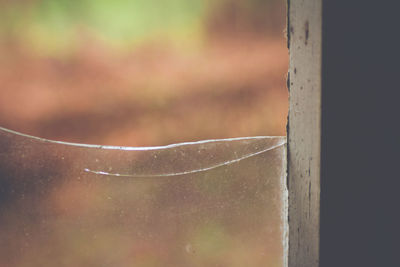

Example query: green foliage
[0,0,280,55]
[0,0,208,54]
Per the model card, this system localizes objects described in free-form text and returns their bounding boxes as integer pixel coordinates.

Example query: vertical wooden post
[287,0,322,266]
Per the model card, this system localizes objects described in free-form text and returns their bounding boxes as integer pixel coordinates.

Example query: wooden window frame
[287,0,322,266]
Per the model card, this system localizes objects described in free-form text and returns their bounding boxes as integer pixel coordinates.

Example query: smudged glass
[0,127,286,267]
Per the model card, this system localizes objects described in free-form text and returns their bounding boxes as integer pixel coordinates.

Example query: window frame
[286,0,322,266]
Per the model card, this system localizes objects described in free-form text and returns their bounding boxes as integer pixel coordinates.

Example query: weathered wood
[287,0,322,266]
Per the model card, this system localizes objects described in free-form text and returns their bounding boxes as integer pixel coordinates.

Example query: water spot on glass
[185,243,195,254]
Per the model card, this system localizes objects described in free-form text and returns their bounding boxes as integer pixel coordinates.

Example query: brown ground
[0,36,288,146]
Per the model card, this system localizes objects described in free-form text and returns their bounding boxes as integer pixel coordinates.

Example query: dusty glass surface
[0,127,286,267]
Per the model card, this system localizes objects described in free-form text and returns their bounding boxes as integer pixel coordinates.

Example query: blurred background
[0,1,288,266]
[0,0,288,146]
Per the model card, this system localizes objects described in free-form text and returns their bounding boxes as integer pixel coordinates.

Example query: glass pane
[0,127,286,267]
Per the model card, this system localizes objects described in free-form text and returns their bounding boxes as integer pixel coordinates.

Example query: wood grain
[287,0,322,266]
